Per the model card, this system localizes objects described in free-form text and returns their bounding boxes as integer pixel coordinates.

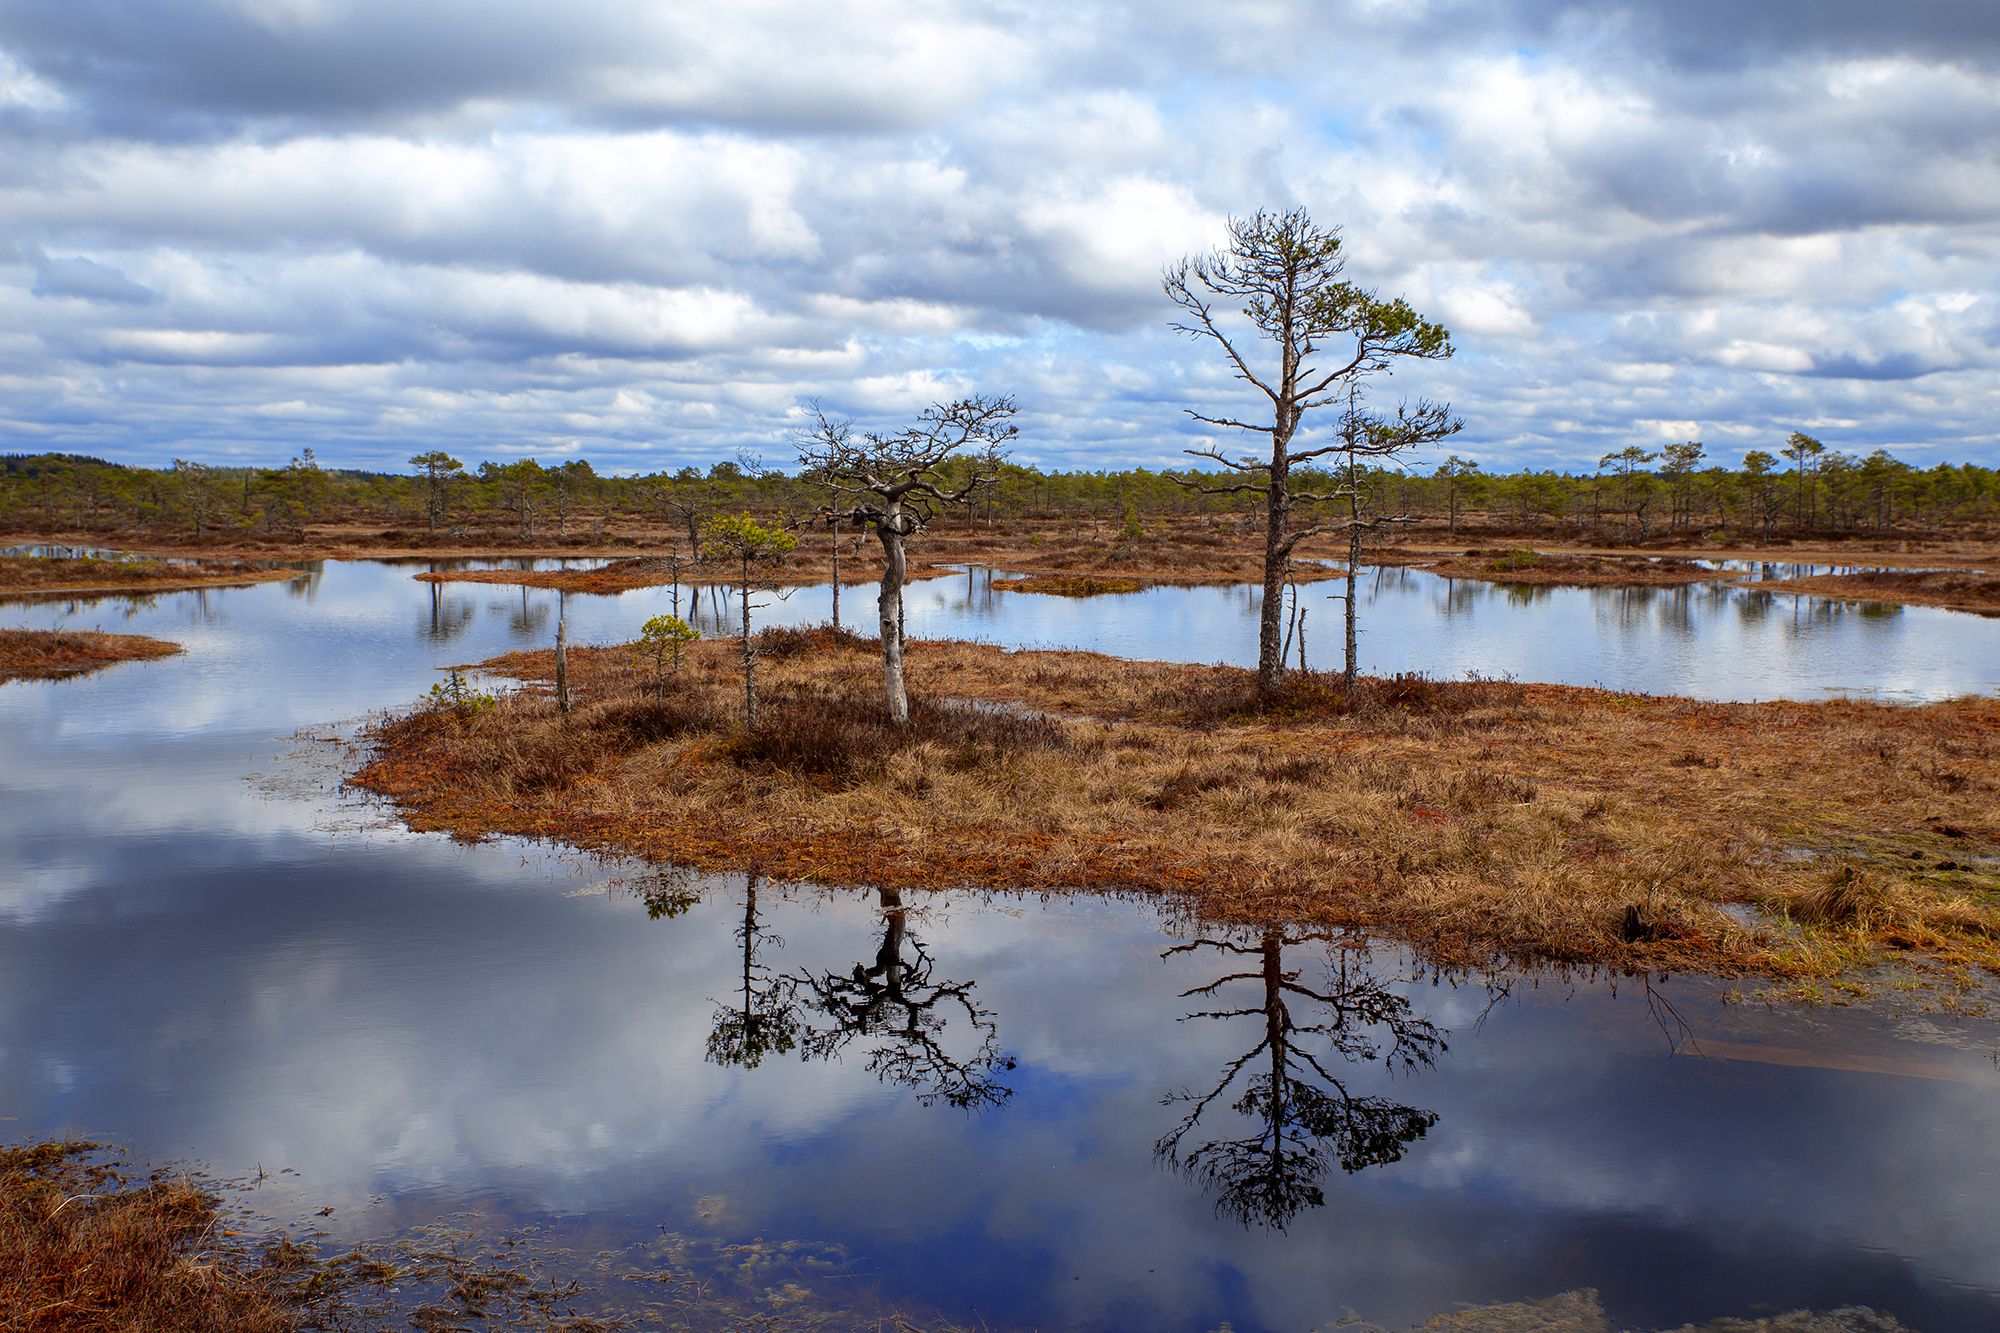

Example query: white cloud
[0,0,1995,471]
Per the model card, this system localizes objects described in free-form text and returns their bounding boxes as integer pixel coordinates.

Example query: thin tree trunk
[1258,482,1289,694]
[739,558,756,729]
[830,522,841,630]
[1344,508,1361,691]
[877,520,909,724]
[555,596,571,716]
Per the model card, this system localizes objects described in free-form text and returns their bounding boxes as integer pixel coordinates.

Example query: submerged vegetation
[0,1136,1915,1333]
[354,631,1998,984]
[0,1138,976,1331]
[0,628,181,682]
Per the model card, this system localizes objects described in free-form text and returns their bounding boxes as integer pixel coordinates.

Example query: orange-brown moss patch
[990,574,1147,596]
[0,554,297,600]
[0,629,181,682]
[352,633,2000,981]
[1762,568,2000,616]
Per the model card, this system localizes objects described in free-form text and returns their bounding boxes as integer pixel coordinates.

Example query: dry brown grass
[413,556,718,593]
[0,629,181,682]
[1381,548,1724,588]
[0,554,297,600]
[405,516,1347,591]
[2,1137,958,1331]
[989,574,1147,596]
[353,634,2000,981]
[1762,568,2000,616]
[0,1139,297,1333]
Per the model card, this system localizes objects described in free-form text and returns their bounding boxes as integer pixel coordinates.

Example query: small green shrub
[638,612,700,686]
[427,670,497,717]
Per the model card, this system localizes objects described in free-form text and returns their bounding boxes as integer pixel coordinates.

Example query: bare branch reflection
[704,874,801,1071]
[1156,924,1446,1229]
[793,887,1014,1110]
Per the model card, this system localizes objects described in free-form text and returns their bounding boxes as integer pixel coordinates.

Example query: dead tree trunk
[830,520,842,630]
[876,510,909,724]
[1344,508,1361,691]
[739,554,757,729]
[554,594,571,716]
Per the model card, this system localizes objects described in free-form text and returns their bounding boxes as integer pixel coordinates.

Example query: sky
[1,0,1997,477]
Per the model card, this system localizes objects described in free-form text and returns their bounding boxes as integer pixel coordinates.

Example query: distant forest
[4,440,1997,543]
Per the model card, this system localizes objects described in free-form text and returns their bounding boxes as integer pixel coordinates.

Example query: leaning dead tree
[798,396,1017,724]
[1166,208,1456,694]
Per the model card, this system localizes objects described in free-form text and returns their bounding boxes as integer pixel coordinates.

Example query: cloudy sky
[2,1,1996,475]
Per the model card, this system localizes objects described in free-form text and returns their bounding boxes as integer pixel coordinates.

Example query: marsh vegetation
[356,627,1997,982]
[0,627,181,682]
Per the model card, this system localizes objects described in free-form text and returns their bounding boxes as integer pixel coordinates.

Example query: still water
[4,561,2000,1329]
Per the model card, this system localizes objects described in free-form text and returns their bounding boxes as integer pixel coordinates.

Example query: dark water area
[4,560,2000,1329]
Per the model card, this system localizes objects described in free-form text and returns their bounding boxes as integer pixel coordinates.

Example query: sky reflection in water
[2,561,1999,1329]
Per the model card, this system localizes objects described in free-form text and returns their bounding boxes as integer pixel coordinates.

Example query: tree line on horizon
[3,439,1995,545]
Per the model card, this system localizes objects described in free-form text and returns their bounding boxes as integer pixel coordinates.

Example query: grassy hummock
[0,553,296,600]
[0,628,181,682]
[353,628,2000,984]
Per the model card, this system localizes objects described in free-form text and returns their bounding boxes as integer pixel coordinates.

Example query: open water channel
[4,558,1999,1329]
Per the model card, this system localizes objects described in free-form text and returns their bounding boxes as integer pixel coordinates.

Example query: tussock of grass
[722,687,1068,780]
[354,636,2000,980]
[1780,862,1997,949]
[748,623,874,660]
[1,1139,294,1332]
[0,628,181,682]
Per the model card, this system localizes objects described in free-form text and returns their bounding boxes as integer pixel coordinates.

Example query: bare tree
[659,490,704,560]
[798,396,1017,724]
[1166,208,1454,694]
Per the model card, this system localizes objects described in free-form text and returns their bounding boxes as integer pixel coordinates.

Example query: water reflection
[704,873,802,1070]
[6,558,2000,1327]
[5,556,1990,701]
[421,581,476,644]
[792,886,1015,1110]
[1156,925,1444,1229]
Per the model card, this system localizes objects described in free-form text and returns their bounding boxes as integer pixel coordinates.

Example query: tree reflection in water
[792,887,1014,1109]
[1157,924,1446,1229]
[704,874,801,1070]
